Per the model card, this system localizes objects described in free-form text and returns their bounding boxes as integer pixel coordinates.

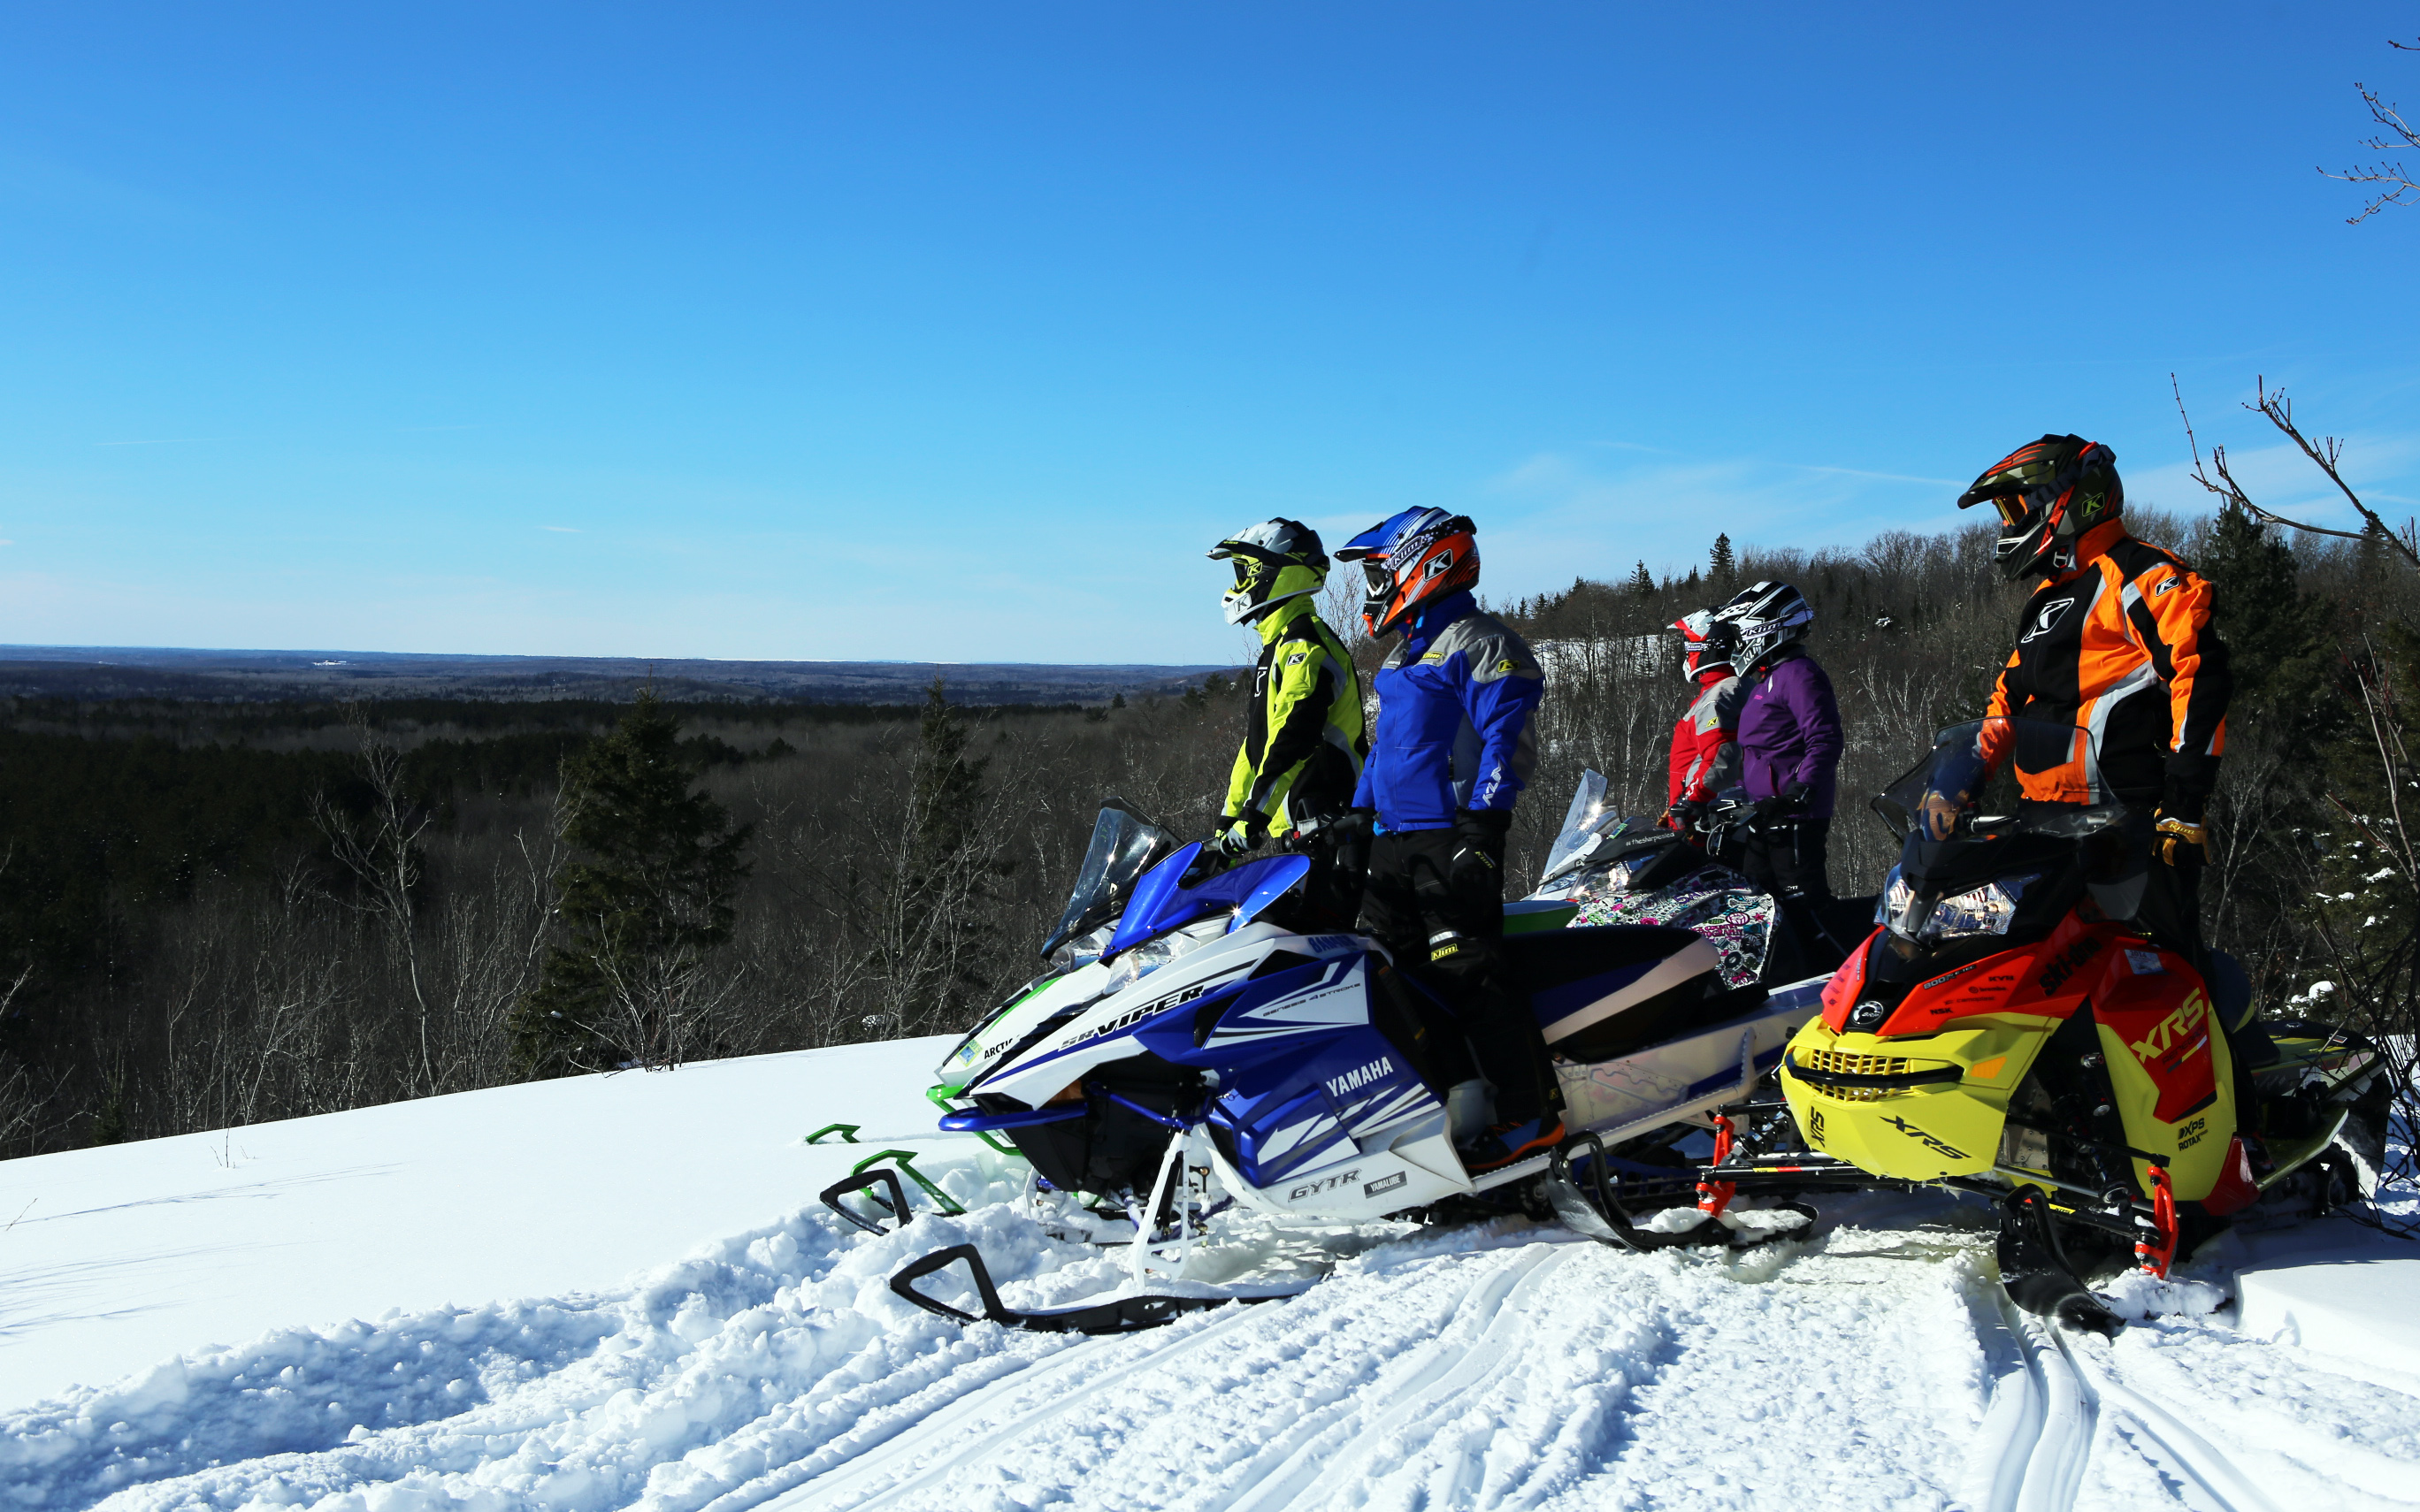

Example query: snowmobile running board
[890,1243,1312,1334]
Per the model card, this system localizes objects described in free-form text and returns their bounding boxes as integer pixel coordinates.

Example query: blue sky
[0,4,2412,665]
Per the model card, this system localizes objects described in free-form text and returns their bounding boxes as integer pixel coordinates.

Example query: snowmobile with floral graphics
[1717,718,2388,1332]
[1521,769,1873,988]
[874,800,1831,1333]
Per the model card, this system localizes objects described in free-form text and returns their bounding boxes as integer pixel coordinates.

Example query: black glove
[1756,781,1814,820]
[1327,808,1375,885]
[1451,807,1511,899]
[1664,798,1706,832]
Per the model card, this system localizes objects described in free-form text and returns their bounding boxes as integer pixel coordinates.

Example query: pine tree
[1710,533,1736,584]
[908,679,987,906]
[2203,500,2332,720]
[1629,561,1657,596]
[510,690,753,1076]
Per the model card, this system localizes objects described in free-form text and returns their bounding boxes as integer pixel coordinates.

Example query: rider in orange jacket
[1959,434,2232,966]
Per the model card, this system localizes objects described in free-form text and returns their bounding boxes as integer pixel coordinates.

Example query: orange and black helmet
[1334,508,1480,636]
[1957,434,2123,581]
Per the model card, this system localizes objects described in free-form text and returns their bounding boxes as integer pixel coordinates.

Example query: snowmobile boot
[1458,1113,1566,1174]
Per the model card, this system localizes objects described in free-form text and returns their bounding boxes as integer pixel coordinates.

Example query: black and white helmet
[1711,580,1812,668]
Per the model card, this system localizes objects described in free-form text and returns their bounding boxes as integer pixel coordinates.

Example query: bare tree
[2323,37,2420,224]
[310,707,437,1095]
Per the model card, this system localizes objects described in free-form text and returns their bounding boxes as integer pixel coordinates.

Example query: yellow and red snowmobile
[1738,719,2388,1331]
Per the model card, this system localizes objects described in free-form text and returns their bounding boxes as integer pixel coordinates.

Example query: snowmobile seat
[1504,925,1741,1063]
[2206,948,2254,1035]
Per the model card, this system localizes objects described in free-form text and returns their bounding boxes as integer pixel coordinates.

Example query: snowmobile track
[1203,1241,1575,1512]
[1979,1296,2096,1512]
[762,1240,1574,1512]
[759,1286,1276,1511]
[2065,1341,2286,1512]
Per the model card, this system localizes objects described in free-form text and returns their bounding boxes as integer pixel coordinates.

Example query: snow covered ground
[3,1040,2416,1512]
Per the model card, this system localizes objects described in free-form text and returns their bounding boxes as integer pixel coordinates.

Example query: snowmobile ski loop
[819,1167,913,1236]
[1696,1113,1737,1218]
[888,1242,1277,1334]
[2136,1164,2178,1279]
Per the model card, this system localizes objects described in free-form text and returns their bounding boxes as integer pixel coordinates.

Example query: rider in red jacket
[1664,609,1745,836]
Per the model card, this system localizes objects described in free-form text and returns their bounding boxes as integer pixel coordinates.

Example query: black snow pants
[1358,827,1557,1125]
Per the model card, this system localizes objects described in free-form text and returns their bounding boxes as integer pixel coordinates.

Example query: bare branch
[2171,372,2420,567]
[2320,44,2420,224]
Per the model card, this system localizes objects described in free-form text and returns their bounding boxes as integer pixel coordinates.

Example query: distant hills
[0,645,1237,706]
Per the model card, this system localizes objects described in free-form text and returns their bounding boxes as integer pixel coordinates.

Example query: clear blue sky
[1,4,2412,664]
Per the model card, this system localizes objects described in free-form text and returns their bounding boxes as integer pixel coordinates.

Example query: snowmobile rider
[1333,508,1557,1174]
[1714,581,1849,966]
[1664,608,1747,848]
[1203,519,1370,928]
[1958,434,2232,970]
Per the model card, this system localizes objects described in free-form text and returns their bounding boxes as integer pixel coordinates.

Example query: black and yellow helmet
[1208,518,1328,625]
[1957,434,2123,581]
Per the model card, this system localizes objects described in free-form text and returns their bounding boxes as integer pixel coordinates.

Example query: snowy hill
[4,1041,2416,1510]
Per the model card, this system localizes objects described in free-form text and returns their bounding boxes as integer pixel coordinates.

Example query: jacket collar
[1398,590,1476,655]
[1255,594,1319,646]
[2044,520,2131,584]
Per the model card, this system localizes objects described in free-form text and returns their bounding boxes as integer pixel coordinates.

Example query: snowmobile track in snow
[2065,1340,2286,1512]
[761,1241,1575,1511]
[1975,1295,2096,1512]
[754,1285,1273,1511]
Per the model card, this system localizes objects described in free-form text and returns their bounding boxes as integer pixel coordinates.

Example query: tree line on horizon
[1,499,2416,1165]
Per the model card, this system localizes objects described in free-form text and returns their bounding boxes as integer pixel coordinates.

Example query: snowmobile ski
[1541,1132,1816,1253]
[820,1167,915,1236]
[888,1242,1307,1334]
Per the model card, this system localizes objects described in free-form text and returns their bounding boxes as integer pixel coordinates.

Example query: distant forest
[4,500,2418,1159]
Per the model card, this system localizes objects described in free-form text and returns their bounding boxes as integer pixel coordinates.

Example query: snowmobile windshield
[1538,771,1685,891]
[1869,718,2121,938]
[1041,802,1176,962]
[1540,769,1616,884]
[1872,718,2125,844]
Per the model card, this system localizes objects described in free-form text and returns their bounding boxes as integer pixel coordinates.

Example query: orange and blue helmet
[1957,434,2123,581]
[1333,508,1480,637]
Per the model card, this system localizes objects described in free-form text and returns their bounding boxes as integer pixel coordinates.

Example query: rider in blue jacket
[1336,508,1555,1172]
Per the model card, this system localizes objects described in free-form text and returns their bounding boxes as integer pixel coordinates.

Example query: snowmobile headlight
[1101,913,1231,994]
[1878,865,2037,942]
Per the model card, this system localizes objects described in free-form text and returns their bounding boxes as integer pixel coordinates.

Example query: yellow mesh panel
[1798,1047,1948,1103]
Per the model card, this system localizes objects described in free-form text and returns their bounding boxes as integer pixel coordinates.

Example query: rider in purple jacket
[1714,582,1849,963]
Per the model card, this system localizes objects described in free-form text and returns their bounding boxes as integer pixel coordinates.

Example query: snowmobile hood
[1106,844,1311,959]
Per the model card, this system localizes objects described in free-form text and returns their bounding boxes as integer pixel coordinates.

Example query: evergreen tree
[1710,533,1736,584]
[510,690,752,1076]
[2202,501,2333,723]
[1629,561,1657,596]
[908,679,987,906]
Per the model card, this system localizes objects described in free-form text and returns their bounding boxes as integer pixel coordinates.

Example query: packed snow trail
[3,1045,2416,1511]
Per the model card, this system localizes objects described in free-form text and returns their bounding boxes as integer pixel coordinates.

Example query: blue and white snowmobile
[878,802,1832,1333]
